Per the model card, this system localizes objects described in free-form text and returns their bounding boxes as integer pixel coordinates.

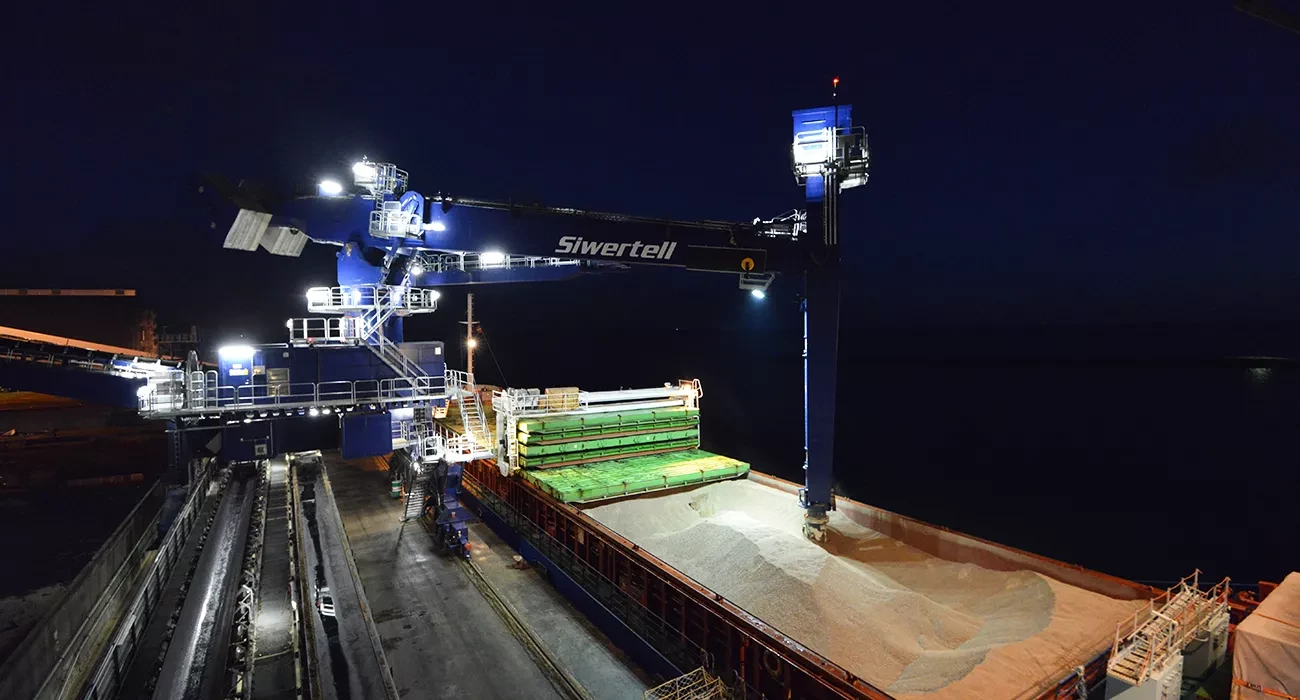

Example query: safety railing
[413,251,586,274]
[353,160,408,198]
[369,331,428,378]
[368,202,421,239]
[792,125,868,170]
[304,284,439,314]
[287,317,366,345]
[1109,570,1231,684]
[397,419,422,446]
[444,368,475,394]
[397,287,439,313]
[492,382,701,417]
[430,420,492,462]
[491,387,584,414]
[390,419,489,464]
[138,371,448,416]
[1111,571,1196,658]
[791,124,869,194]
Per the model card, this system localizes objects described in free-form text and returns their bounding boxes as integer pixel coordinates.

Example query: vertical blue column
[800,217,841,534]
[793,105,851,538]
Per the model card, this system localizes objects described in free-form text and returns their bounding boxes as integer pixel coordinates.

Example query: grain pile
[587,480,1142,699]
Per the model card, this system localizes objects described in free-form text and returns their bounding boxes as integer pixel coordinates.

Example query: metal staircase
[446,369,492,453]
[403,475,428,521]
[296,284,440,382]
[366,321,425,379]
[1107,571,1231,687]
[138,284,448,419]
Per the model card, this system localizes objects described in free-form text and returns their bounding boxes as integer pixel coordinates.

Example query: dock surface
[324,452,647,699]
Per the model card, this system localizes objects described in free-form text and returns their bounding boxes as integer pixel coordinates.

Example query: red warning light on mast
[832,76,840,88]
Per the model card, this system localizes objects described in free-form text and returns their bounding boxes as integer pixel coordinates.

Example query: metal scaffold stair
[367,329,426,380]
[458,392,489,449]
[403,475,428,521]
[137,283,451,419]
[447,370,493,455]
[1107,571,1230,687]
[290,284,440,382]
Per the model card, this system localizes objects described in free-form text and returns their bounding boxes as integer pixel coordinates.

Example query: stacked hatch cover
[498,382,749,503]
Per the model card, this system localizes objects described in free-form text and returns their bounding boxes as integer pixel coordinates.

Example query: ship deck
[322,452,648,699]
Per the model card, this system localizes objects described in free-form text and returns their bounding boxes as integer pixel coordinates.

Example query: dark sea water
[485,322,1300,587]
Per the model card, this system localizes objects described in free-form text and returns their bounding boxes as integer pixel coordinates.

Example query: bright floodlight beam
[318,179,343,196]
[480,251,506,265]
[352,161,377,181]
[410,262,424,276]
[467,338,478,349]
[751,289,766,300]
[218,344,255,359]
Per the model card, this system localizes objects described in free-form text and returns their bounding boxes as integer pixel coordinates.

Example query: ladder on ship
[1107,570,1230,688]
[295,284,439,382]
[403,474,428,521]
[447,369,491,452]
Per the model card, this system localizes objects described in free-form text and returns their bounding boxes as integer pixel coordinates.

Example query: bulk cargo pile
[588,480,1144,700]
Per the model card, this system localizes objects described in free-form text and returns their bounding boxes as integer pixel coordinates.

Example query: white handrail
[138,373,448,417]
[304,285,439,315]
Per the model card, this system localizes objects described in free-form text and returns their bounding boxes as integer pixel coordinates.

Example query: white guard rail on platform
[429,421,493,463]
[287,317,366,345]
[138,370,447,417]
[494,380,701,417]
[490,380,701,475]
[369,201,421,239]
[444,369,476,396]
[305,284,439,315]
[391,420,490,464]
[414,251,585,274]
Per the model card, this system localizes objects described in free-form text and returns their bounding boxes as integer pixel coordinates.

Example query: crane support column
[800,184,841,539]
[791,100,868,540]
[800,266,840,536]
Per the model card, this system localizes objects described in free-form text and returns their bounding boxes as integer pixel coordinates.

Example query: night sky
[3,2,1297,337]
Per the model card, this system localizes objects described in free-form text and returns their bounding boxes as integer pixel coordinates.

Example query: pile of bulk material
[587,480,1143,700]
